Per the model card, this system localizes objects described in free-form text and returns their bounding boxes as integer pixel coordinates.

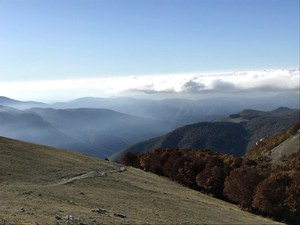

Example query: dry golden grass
[0,137,282,224]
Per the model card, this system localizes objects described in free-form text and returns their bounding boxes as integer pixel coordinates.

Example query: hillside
[118,122,248,157]
[0,106,108,157]
[246,122,300,164]
[0,137,281,225]
[0,106,171,158]
[27,108,172,157]
[121,148,300,224]
[230,107,300,150]
[0,96,47,109]
[113,107,300,161]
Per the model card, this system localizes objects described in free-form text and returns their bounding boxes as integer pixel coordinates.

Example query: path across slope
[49,167,126,186]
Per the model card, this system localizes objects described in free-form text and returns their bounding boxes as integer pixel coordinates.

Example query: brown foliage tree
[284,171,300,223]
[162,150,183,178]
[285,151,300,171]
[196,156,226,196]
[252,171,291,219]
[252,152,300,223]
[223,165,265,208]
[177,158,206,188]
[139,149,171,175]
[121,151,140,167]
[122,147,299,223]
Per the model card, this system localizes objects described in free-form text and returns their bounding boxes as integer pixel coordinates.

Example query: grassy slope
[268,132,300,163]
[0,137,282,225]
[246,123,300,163]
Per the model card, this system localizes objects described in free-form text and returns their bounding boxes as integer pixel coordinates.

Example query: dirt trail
[49,167,126,186]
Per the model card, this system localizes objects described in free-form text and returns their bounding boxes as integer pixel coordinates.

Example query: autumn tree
[223,165,265,208]
[252,171,291,219]
[196,156,226,196]
[139,149,171,175]
[121,151,140,167]
[284,171,300,223]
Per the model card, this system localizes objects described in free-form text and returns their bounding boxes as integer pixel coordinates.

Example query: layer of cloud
[182,79,206,93]
[0,68,299,102]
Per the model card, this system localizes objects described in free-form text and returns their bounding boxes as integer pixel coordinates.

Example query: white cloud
[0,68,299,102]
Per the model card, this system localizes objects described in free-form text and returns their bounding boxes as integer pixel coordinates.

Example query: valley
[0,96,299,224]
[0,96,299,160]
[1,1,299,224]
[115,107,299,161]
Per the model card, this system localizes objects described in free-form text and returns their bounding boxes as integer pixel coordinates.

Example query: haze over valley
[0,0,299,224]
[0,92,299,159]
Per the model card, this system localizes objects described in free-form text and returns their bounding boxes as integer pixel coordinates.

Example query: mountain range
[0,96,47,109]
[0,105,171,158]
[2,92,299,128]
[112,107,299,161]
[0,96,299,159]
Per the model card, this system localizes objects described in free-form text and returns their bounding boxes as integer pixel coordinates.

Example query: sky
[0,0,299,101]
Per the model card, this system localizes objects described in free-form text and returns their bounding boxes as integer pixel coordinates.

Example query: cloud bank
[0,68,299,102]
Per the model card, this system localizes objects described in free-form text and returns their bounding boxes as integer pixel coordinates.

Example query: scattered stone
[20,207,25,212]
[99,172,106,176]
[64,214,74,220]
[79,192,85,195]
[119,167,126,172]
[113,213,127,218]
[55,214,62,220]
[68,200,76,205]
[22,191,33,195]
[92,208,107,214]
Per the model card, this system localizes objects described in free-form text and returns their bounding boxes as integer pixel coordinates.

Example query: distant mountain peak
[0,96,20,104]
[271,106,291,113]
[0,96,47,110]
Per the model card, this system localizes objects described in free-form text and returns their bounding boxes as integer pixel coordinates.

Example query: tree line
[122,148,299,224]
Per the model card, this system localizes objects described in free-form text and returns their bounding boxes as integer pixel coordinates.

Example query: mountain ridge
[0,106,172,158]
[0,96,47,109]
[112,107,300,161]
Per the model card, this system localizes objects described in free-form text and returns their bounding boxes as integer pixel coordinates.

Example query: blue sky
[0,0,299,82]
